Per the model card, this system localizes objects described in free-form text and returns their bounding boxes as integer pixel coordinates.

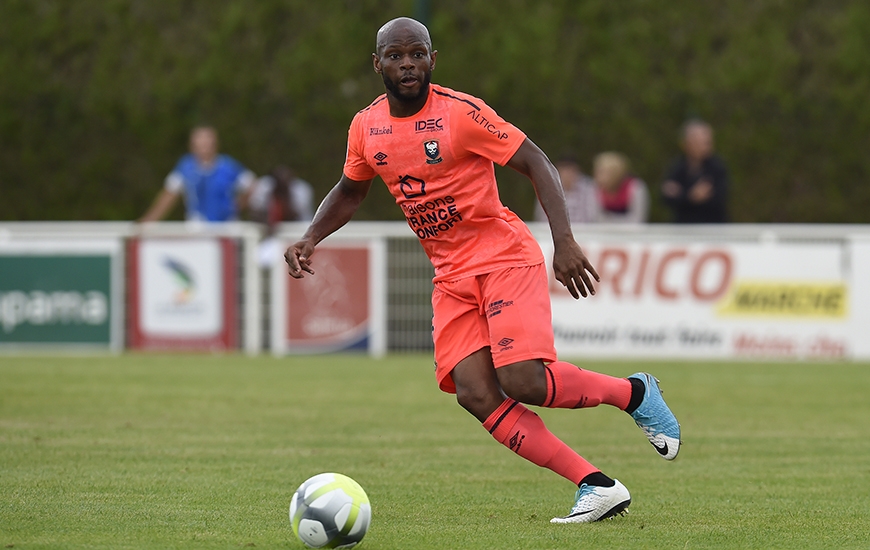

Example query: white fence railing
[2,221,870,359]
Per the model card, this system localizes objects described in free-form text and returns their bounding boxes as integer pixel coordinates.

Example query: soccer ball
[289,472,371,548]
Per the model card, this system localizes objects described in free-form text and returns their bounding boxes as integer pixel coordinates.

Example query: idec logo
[551,246,734,301]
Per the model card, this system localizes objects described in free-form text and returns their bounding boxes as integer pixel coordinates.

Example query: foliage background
[2,0,869,222]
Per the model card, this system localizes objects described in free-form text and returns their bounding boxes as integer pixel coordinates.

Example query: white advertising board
[848,236,870,359]
[139,239,223,337]
[546,240,852,359]
[128,237,237,350]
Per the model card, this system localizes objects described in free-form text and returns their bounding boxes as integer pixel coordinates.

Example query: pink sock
[482,398,598,485]
[543,361,632,410]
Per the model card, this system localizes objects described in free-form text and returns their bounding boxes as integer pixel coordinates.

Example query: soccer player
[285,17,681,523]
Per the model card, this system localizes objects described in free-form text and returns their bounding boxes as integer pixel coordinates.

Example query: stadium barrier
[2,221,870,360]
[0,222,261,355]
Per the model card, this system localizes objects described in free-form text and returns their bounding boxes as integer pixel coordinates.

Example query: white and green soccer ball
[289,472,372,549]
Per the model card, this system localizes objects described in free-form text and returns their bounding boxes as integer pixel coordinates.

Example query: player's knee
[496,360,547,406]
[455,383,503,423]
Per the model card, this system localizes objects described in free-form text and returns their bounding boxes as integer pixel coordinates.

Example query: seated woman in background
[593,152,649,224]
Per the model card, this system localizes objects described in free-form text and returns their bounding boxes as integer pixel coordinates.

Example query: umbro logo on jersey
[374,152,388,166]
[415,118,443,132]
[424,140,443,164]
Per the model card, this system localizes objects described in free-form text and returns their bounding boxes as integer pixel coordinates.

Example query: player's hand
[688,179,713,203]
[552,239,599,299]
[285,240,316,279]
[661,180,681,198]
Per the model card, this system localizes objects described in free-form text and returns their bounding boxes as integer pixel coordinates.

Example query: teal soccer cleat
[628,373,681,460]
[550,480,631,524]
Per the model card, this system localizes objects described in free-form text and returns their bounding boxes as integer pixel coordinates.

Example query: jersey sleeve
[342,112,378,181]
[164,157,187,193]
[454,98,526,166]
[225,156,255,191]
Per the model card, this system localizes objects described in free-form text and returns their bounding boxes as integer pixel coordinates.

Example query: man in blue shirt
[139,126,256,222]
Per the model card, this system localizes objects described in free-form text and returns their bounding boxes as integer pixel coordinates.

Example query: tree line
[2,0,868,223]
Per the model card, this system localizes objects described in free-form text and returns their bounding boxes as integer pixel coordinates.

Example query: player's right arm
[284,174,373,279]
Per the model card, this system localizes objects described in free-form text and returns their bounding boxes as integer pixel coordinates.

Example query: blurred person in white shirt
[249,165,315,267]
[533,157,598,225]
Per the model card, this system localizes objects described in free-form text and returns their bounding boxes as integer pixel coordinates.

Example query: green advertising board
[0,242,120,349]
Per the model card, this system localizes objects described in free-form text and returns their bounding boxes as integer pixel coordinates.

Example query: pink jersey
[344,84,544,282]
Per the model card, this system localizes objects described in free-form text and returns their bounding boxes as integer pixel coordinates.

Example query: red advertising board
[272,241,383,354]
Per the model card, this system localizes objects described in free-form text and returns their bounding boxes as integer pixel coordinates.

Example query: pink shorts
[431,263,557,394]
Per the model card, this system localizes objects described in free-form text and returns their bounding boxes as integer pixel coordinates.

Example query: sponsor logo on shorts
[496,337,514,352]
[487,299,514,318]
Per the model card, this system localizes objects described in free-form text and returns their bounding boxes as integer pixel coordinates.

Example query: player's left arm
[507,138,599,299]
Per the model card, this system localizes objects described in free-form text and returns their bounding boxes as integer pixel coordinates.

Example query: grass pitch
[1,354,868,549]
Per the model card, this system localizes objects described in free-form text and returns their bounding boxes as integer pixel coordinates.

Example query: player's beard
[382,71,431,104]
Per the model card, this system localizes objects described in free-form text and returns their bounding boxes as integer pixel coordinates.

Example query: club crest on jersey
[424,140,443,164]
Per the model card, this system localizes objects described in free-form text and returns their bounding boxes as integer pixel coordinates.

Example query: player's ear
[372,53,381,74]
[430,50,437,71]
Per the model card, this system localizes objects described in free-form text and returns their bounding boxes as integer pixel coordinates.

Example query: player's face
[190,128,218,163]
[684,125,713,160]
[374,28,436,104]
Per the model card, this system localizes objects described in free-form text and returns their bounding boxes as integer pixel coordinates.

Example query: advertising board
[271,239,386,356]
[127,237,237,350]
[0,240,122,350]
[547,241,851,359]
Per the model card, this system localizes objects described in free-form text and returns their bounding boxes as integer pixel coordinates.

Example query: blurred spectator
[248,165,314,232]
[592,152,649,224]
[661,119,730,223]
[250,165,314,267]
[139,126,256,222]
[533,157,598,224]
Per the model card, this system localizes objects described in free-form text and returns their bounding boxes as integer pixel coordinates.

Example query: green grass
[1,354,868,549]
